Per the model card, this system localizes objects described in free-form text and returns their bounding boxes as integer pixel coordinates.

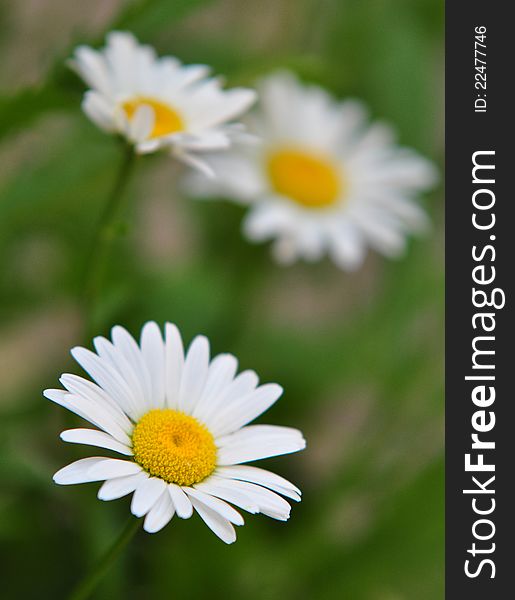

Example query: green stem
[69,518,140,600]
[82,143,136,332]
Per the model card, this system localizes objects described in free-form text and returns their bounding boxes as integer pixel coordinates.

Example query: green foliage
[115,0,215,37]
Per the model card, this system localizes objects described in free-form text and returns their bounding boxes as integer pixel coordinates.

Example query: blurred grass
[0,0,443,598]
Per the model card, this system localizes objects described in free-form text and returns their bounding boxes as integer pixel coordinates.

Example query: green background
[0,0,443,598]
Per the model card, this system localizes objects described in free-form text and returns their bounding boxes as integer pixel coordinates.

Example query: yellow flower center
[132,409,216,485]
[267,148,342,208]
[122,97,184,139]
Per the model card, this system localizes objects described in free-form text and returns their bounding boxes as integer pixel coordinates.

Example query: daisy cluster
[73,31,436,270]
[46,30,438,544]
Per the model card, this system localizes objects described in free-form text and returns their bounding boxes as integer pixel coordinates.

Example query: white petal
[381,195,430,232]
[326,221,366,271]
[294,224,325,262]
[209,383,283,437]
[189,497,236,544]
[93,328,147,420]
[71,46,113,97]
[163,63,209,94]
[128,104,154,144]
[173,150,216,177]
[98,472,149,501]
[199,369,259,427]
[184,487,244,525]
[183,149,265,202]
[144,490,175,533]
[354,151,437,190]
[167,484,193,519]
[354,210,406,257]
[190,88,256,129]
[60,428,133,455]
[131,477,168,517]
[210,477,291,521]
[178,335,210,413]
[192,353,238,421]
[58,374,132,435]
[83,339,144,417]
[87,458,142,481]
[194,479,259,514]
[334,99,369,149]
[258,71,301,138]
[82,91,116,132]
[216,425,305,465]
[110,325,153,411]
[44,388,131,445]
[215,465,301,500]
[243,203,295,241]
[140,321,166,409]
[136,138,162,155]
[217,424,304,446]
[271,235,300,265]
[53,457,110,485]
[105,31,140,91]
[174,129,231,151]
[165,323,184,409]
[349,121,396,160]
[70,346,141,420]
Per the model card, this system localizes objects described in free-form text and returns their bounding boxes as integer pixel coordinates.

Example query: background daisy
[186,71,438,268]
[71,31,256,173]
[45,322,305,542]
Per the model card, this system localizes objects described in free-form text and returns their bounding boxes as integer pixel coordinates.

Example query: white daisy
[70,32,256,173]
[185,71,438,268]
[45,322,305,543]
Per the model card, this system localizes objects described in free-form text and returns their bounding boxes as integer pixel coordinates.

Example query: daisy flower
[70,32,256,173]
[185,71,438,268]
[45,322,305,543]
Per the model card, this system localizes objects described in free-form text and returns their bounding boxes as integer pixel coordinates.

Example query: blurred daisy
[185,71,438,268]
[45,322,305,542]
[70,32,256,173]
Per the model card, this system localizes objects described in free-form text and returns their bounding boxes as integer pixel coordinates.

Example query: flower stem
[83,143,136,332]
[69,517,140,600]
